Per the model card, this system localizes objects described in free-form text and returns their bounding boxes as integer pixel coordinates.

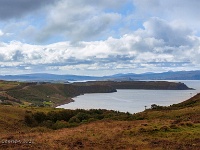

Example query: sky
[0,0,200,76]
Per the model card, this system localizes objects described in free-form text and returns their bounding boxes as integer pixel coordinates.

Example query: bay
[57,80,200,113]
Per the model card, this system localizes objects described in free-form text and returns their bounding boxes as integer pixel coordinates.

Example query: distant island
[0,80,193,107]
[72,81,193,90]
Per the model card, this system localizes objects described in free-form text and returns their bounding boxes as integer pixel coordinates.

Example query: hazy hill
[0,73,100,82]
[0,70,200,82]
[111,70,200,80]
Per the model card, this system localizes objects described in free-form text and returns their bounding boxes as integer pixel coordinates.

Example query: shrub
[46,111,61,122]
[69,116,81,123]
[52,120,70,130]
[33,112,47,123]
[24,114,38,127]
[151,104,167,110]
[40,120,54,128]
[24,109,136,129]
[76,112,90,122]
[59,110,76,121]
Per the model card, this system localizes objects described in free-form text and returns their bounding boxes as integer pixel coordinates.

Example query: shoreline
[53,98,75,108]
[51,80,199,109]
[55,90,198,113]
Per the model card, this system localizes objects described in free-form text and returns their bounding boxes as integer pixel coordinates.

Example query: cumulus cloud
[140,18,193,47]
[0,17,200,75]
[0,0,199,75]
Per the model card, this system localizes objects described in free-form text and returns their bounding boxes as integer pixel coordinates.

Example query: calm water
[57,80,200,113]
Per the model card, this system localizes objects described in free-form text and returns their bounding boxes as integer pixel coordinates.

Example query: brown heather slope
[0,93,199,150]
[0,119,199,150]
[5,82,117,107]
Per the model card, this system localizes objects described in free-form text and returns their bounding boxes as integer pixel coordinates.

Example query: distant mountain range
[0,70,200,82]
[107,70,200,80]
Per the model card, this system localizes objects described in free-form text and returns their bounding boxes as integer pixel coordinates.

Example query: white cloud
[0,17,200,75]
[0,30,3,36]
[0,0,200,75]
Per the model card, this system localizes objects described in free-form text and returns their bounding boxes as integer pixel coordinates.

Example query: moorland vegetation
[0,91,199,149]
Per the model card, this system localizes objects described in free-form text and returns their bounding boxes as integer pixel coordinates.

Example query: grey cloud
[98,55,135,63]
[133,0,200,17]
[53,0,125,11]
[0,53,5,61]
[0,0,57,20]
[143,18,192,47]
[55,58,93,66]
[133,0,200,31]
[38,13,121,42]
[35,0,122,42]
[12,50,25,61]
[72,14,121,41]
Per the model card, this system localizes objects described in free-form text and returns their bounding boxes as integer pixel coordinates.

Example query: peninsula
[0,80,193,107]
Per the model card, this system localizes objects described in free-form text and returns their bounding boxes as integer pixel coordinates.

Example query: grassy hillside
[0,93,199,149]
[4,82,116,107]
[6,83,76,106]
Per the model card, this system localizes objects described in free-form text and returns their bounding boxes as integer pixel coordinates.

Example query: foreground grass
[0,120,199,149]
[0,94,199,149]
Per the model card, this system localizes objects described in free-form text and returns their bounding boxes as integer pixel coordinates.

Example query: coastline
[53,97,75,108]
[55,88,198,113]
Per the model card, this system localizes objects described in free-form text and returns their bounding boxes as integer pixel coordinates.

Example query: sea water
[57,80,200,113]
